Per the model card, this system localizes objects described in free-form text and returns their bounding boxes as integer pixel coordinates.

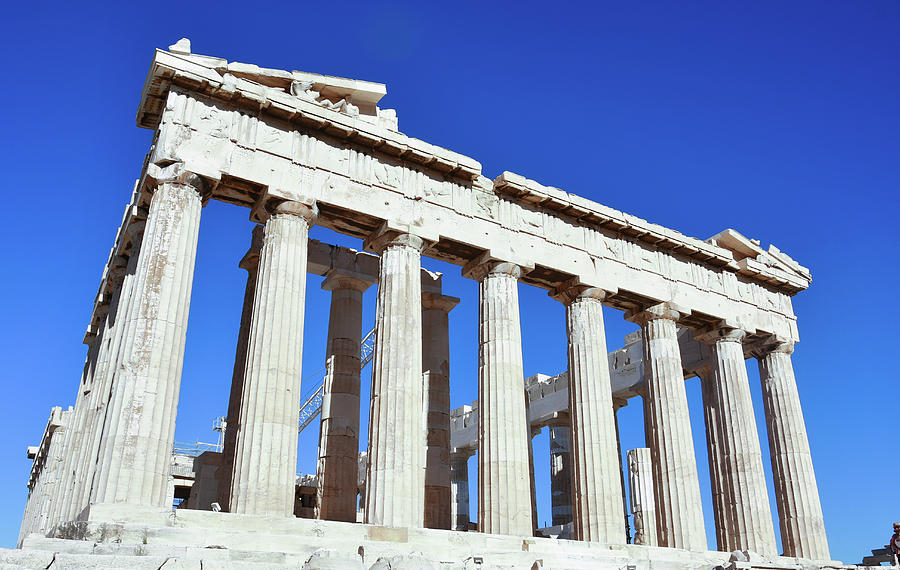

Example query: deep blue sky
[1,1,897,563]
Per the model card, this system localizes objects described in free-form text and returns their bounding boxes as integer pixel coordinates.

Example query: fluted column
[316,271,372,522]
[548,423,573,527]
[464,259,533,536]
[627,448,658,546]
[554,285,624,543]
[699,326,776,556]
[613,398,632,544]
[364,231,427,528]
[698,366,729,551]
[628,303,706,550]
[19,407,70,544]
[218,225,263,512]
[450,451,473,531]
[756,342,830,560]
[228,200,315,516]
[422,291,458,529]
[48,328,103,526]
[86,224,145,512]
[93,173,206,509]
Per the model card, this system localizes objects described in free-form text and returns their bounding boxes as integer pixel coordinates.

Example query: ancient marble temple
[8,39,851,569]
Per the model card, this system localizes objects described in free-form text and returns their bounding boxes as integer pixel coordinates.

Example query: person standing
[888,522,900,566]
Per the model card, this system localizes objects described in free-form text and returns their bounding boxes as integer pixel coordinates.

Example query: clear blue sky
[1,1,897,563]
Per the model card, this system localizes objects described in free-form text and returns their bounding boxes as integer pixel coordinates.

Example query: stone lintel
[421,269,444,294]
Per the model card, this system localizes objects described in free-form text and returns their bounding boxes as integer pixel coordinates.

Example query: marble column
[85,224,145,512]
[756,342,830,560]
[364,231,427,528]
[627,447,658,546]
[548,423,573,527]
[48,327,103,526]
[218,225,263,512]
[229,200,316,516]
[613,398,632,544]
[316,271,372,522]
[555,285,624,543]
[699,366,729,551]
[450,451,473,531]
[628,303,706,551]
[93,174,206,509]
[528,424,540,535]
[699,326,776,556]
[422,291,458,530]
[465,259,533,536]
[18,407,70,544]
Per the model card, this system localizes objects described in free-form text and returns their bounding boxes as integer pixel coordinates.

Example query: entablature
[129,41,811,343]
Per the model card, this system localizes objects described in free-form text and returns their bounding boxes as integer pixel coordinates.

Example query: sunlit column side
[628,303,706,551]
[698,326,777,556]
[364,231,427,528]
[18,407,69,544]
[47,326,103,527]
[229,200,315,516]
[93,171,206,509]
[553,284,624,543]
[755,341,830,560]
[422,291,459,530]
[88,224,145,510]
[450,450,473,531]
[627,447,658,546]
[698,366,730,550]
[316,271,372,522]
[464,259,533,536]
[64,264,123,521]
[218,225,263,512]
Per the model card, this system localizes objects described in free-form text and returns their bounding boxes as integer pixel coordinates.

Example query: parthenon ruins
[7,39,856,569]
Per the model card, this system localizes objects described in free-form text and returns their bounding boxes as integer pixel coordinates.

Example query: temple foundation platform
[6,510,857,570]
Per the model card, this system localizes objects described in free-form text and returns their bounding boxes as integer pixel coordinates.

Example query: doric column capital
[146,162,211,201]
[694,323,748,345]
[270,200,318,223]
[239,225,265,271]
[626,301,686,326]
[363,225,429,255]
[421,291,460,312]
[750,336,795,358]
[549,277,612,305]
[461,252,529,282]
[450,448,476,461]
[321,269,374,293]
